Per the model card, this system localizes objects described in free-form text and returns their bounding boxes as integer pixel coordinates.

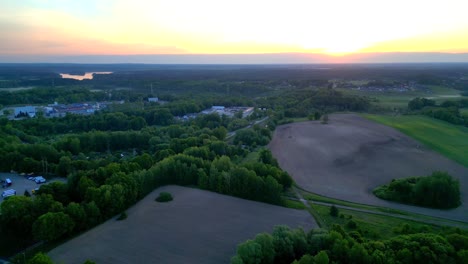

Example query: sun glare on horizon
[1,0,468,60]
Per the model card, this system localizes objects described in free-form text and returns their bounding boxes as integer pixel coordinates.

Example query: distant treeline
[261,88,371,118]
[2,63,468,96]
[408,97,468,126]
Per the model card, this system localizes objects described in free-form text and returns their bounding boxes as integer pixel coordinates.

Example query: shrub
[156,192,173,202]
[329,205,339,217]
[346,220,358,229]
[117,212,127,221]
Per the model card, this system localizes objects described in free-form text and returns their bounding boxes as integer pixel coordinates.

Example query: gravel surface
[49,185,317,264]
[269,113,468,222]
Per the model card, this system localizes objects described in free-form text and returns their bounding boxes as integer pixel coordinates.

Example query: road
[226,116,270,139]
[292,187,468,229]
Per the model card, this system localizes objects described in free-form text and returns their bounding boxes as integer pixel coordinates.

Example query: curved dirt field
[269,114,468,222]
[49,186,316,264]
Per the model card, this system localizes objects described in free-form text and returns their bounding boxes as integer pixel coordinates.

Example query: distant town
[1,97,255,121]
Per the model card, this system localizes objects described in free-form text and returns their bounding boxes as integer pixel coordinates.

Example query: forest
[231,225,468,264]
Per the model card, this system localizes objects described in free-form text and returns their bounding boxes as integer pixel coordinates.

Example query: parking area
[0,172,65,203]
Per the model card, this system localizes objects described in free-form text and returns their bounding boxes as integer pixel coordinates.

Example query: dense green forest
[231,225,468,264]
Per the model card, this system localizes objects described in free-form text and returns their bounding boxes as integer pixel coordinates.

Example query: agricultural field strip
[289,187,468,229]
[363,114,468,167]
[308,200,468,229]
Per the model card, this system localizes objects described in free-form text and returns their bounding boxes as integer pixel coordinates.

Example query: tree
[237,240,263,264]
[329,205,339,217]
[57,156,73,176]
[272,226,295,263]
[32,212,75,241]
[65,202,87,231]
[314,251,329,264]
[1,196,35,236]
[258,149,279,167]
[213,126,228,140]
[27,252,53,264]
[254,233,275,264]
[293,254,314,264]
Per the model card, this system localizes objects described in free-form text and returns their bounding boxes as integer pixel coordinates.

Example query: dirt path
[269,114,468,222]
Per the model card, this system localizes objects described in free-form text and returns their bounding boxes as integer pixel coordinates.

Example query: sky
[1,0,468,63]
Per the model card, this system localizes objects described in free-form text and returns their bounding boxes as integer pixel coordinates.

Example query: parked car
[34,176,46,184]
[2,189,16,198]
[1,178,12,188]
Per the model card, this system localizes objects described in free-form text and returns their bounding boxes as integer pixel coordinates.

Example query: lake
[60,72,112,80]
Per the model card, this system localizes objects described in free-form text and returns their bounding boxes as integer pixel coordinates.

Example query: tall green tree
[32,212,75,241]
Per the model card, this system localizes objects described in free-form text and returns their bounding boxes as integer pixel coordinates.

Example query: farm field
[48,185,317,264]
[364,114,468,167]
[268,114,468,222]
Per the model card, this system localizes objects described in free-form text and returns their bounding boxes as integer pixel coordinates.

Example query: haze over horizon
[1,0,468,63]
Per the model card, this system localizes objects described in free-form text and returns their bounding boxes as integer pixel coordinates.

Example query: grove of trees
[231,225,468,264]
[373,171,461,209]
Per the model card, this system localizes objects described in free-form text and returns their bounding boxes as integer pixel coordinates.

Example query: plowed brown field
[269,114,468,222]
[49,186,317,264]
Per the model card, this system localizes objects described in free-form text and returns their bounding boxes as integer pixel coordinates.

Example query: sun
[301,37,371,55]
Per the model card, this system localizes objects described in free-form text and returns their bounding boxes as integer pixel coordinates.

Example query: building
[148,97,159,103]
[14,106,36,118]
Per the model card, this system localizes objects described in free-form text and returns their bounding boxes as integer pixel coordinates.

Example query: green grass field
[310,203,451,240]
[364,114,468,167]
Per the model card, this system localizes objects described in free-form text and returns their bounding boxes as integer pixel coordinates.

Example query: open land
[48,185,317,264]
[269,114,468,222]
[364,114,468,167]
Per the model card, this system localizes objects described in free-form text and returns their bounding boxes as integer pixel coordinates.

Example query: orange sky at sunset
[1,0,468,62]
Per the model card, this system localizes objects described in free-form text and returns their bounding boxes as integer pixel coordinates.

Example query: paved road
[292,187,468,229]
[227,116,270,139]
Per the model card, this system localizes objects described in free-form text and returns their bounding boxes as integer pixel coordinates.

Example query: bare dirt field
[49,185,316,264]
[269,114,468,222]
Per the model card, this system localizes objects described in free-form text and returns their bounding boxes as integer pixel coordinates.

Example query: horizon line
[2,52,468,64]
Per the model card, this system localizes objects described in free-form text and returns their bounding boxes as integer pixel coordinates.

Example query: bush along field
[373,171,461,209]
